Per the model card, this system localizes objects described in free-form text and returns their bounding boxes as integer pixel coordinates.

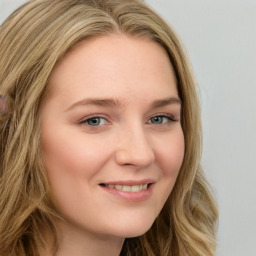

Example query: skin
[39,34,185,256]
[0,95,7,113]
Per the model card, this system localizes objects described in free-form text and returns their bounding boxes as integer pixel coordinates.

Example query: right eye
[80,116,108,127]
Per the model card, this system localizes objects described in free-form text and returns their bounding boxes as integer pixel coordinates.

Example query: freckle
[0,95,8,114]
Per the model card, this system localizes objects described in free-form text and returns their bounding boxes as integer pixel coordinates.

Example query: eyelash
[79,113,177,127]
[79,115,110,127]
[148,113,176,124]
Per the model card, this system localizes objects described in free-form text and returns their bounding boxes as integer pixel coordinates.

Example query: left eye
[81,117,108,126]
[149,115,174,124]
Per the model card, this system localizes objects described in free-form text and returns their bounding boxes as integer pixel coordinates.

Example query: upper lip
[100,179,156,186]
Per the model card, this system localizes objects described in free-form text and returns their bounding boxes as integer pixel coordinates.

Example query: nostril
[115,147,155,168]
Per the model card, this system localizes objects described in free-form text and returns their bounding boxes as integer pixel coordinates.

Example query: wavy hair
[0,0,218,255]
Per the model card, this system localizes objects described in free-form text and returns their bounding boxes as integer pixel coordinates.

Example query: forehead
[44,34,177,104]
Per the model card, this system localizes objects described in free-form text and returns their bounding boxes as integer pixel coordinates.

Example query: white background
[1,0,256,255]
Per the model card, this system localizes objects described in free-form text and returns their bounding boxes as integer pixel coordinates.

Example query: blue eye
[149,115,175,124]
[81,117,108,126]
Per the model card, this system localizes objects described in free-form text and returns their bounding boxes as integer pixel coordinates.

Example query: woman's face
[40,35,184,239]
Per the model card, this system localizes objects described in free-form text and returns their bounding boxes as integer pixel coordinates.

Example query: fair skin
[0,95,7,113]
[39,34,184,256]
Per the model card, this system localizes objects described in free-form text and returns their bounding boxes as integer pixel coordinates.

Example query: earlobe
[0,95,8,114]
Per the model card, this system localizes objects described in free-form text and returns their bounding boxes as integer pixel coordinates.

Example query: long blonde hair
[0,0,218,255]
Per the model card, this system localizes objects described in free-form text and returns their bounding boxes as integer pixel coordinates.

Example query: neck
[40,220,124,256]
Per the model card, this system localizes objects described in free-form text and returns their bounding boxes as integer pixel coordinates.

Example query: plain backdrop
[1,0,256,255]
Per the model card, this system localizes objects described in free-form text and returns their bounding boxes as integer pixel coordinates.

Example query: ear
[0,95,8,114]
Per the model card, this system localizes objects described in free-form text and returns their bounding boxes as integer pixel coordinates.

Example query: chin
[111,218,155,238]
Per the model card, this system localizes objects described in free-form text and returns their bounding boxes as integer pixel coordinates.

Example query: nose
[115,127,155,168]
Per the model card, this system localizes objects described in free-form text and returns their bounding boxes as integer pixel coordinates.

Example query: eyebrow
[151,97,182,108]
[65,97,181,112]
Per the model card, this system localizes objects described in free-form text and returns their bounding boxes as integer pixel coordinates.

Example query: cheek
[40,129,98,214]
[149,130,184,217]
[156,130,185,177]
[40,126,111,186]
[40,129,91,204]
[42,134,81,176]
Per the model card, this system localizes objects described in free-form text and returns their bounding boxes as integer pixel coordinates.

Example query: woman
[0,0,218,255]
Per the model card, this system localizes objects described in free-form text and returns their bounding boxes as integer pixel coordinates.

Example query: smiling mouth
[100,184,150,192]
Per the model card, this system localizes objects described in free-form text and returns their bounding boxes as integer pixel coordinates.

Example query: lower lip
[100,184,154,202]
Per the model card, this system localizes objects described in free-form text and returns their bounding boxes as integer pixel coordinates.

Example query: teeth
[115,185,122,190]
[142,184,147,190]
[105,184,148,192]
[123,185,131,192]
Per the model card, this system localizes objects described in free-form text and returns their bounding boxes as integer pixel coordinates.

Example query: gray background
[1,0,256,255]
